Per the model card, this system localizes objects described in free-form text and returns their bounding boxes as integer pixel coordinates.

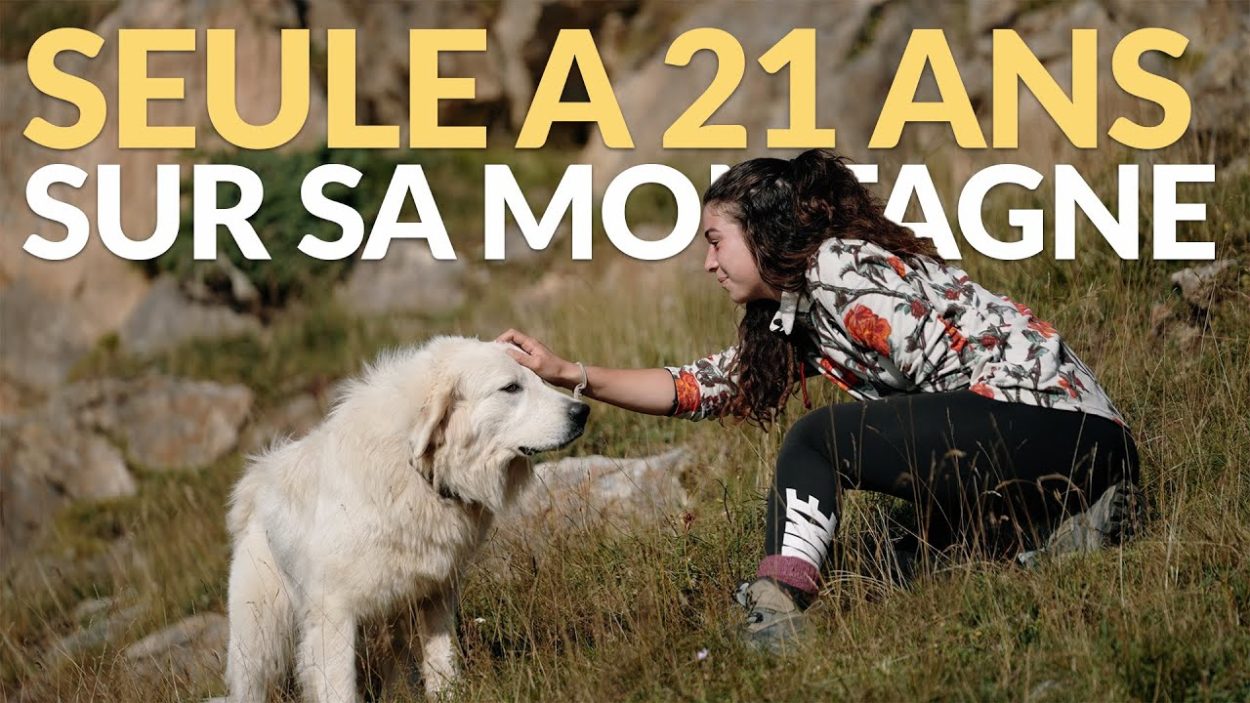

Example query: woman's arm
[494,329,677,416]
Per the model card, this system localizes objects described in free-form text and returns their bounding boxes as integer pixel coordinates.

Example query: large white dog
[225,336,588,702]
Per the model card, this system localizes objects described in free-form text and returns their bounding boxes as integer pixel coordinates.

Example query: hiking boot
[733,578,808,653]
[1017,480,1146,568]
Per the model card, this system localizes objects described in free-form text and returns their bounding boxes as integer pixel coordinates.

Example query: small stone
[123,613,228,661]
[43,604,145,665]
[71,597,115,622]
[1170,259,1241,311]
[123,613,229,690]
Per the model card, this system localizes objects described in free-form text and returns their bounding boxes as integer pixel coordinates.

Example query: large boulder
[491,449,691,554]
[54,376,254,471]
[1,376,253,560]
[335,243,466,318]
[0,413,137,562]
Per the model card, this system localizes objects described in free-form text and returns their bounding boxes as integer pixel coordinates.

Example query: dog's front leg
[297,601,359,703]
[417,588,459,698]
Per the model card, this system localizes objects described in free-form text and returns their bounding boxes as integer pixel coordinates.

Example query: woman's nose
[704,246,717,272]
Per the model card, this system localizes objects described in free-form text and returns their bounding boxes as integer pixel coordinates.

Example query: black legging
[764,390,1141,565]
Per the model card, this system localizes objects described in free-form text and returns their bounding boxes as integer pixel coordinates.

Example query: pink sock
[756,554,820,594]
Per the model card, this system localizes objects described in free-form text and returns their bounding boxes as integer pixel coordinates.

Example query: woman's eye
[501,382,521,394]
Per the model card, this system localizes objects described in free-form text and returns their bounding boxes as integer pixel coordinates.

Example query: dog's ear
[409,376,455,478]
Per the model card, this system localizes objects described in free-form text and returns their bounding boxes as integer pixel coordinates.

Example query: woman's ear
[409,377,455,479]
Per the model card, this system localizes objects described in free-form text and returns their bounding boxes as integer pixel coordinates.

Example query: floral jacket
[665,238,1126,426]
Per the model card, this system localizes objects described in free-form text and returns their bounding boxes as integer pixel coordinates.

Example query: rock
[1148,301,1203,354]
[239,392,327,453]
[119,277,263,357]
[1169,259,1242,311]
[304,1,501,143]
[0,281,95,391]
[495,449,691,544]
[516,270,582,309]
[968,0,1021,34]
[1,376,252,558]
[42,604,145,667]
[123,613,229,689]
[0,372,43,419]
[482,449,691,576]
[1189,32,1250,140]
[1148,301,1178,338]
[492,0,546,129]
[71,597,117,622]
[1011,0,1114,64]
[335,244,466,318]
[0,414,136,562]
[124,613,228,660]
[82,377,253,471]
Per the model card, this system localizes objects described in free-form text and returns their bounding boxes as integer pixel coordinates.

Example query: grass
[2,140,1247,701]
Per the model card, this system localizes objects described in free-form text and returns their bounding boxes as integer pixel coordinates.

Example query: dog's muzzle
[519,400,590,455]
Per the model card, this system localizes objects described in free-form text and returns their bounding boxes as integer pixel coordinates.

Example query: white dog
[225,336,588,702]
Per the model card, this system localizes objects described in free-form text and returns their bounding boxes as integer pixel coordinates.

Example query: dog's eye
[500,382,522,394]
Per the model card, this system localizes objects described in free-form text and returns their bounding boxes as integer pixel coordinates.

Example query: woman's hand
[495,329,578,389]
[496,329,679,415]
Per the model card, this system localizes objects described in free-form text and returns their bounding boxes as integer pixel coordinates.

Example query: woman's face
[701,204,779,304]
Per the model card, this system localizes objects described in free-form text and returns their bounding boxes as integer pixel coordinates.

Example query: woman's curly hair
[704,149,943,428]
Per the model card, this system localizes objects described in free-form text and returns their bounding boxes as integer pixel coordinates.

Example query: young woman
[496,149,1143,651]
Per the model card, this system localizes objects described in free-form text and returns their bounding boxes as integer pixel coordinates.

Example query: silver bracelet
[572,361,588,401]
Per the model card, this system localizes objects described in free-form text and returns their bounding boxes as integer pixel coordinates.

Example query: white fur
[225,336,587,702]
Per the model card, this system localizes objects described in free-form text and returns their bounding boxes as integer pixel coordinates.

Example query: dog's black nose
[569,401,590,427]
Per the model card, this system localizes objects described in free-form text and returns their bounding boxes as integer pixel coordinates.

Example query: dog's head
[408,337,589,512]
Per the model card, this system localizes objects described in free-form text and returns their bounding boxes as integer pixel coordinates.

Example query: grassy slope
[2,149,1247,702]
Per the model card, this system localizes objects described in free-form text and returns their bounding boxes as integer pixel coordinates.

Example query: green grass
[2,143,1247,701]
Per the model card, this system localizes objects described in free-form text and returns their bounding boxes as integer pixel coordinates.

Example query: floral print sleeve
[663,347,740,421]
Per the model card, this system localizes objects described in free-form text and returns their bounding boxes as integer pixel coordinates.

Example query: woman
[496,149,1143,652]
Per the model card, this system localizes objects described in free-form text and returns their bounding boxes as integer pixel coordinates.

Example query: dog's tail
[228,441,292,537]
